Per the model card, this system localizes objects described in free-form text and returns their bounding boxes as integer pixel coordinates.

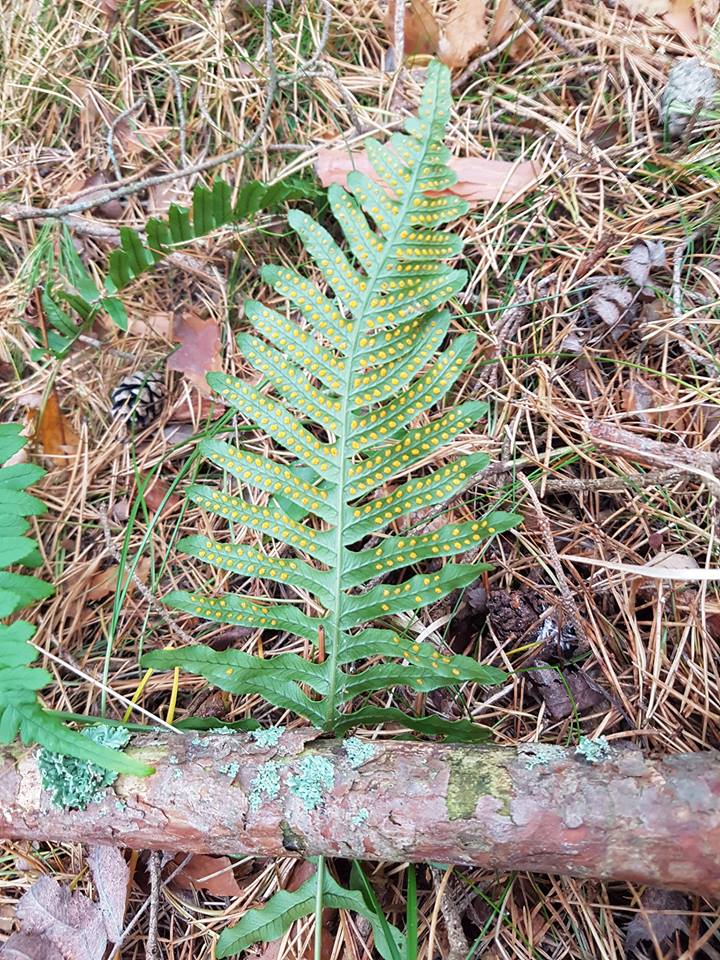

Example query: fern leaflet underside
[144,62,521,733]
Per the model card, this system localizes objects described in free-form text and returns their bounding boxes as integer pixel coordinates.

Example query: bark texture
[1,730,719,897]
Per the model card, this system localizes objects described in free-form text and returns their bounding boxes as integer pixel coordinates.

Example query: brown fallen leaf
[622,239,666,288]
[488,0,518,47]
[171,855,243,897]
[167,312,222,396]
[25,389,81,459]
[315,149,538,205]
[619,0,698,40]
[0,932,64,960]
[383,0,439,56]
[526,661,606,720]
[625,888,688,955]
[87,846,128,943]
[139,475,182,513]
[586,279,634,338]
[115,124,173,158]
[87,556,151,602]
[438,0,487,68]
[6,876,106,960]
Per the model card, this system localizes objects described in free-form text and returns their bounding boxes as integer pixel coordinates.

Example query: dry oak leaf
[315,149,538,205]
[86,556,151,602]
[438,0,487,68]
[171,855,243,897]
[625,888,688,954]
[384,0,439,56]
[167,312,222,396]
[22,389,80,459]
[0,876,106,960]
[619,0,698,40]
[87,846,129,943]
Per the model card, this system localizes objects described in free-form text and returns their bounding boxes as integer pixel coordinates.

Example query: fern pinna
[144,62,521,733]
[0,424,150,775]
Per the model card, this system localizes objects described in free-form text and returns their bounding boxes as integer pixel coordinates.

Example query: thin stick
[4,0,279,223]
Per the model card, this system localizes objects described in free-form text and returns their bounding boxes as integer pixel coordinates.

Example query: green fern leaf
[143,61,522,731]
[106,175,319,293]
[0,424,152,777]
[216,868,404,959]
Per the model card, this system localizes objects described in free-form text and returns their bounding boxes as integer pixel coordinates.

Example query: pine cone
[660,58,718,139]
[110,370,165,430]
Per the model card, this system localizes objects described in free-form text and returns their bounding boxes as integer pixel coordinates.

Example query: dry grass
[2,0,720,956]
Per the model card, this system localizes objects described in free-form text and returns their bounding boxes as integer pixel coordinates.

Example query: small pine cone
[660,58,718,139]
[110,370,165,430]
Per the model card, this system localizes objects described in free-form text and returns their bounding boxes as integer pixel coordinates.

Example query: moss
[343,737,377,769]
[38,724,131,810]
[288,754,335,811]
[446,750,511,820]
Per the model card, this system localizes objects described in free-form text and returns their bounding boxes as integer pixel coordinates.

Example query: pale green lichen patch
[343,737,377,769]
[520,743,566,770]
[219,761,240,780]
[446,750,511,820]
[38,725,131,810]
[248,760,281,812]
[351,808,369,828]
[288,754,335,811]
[575,735,611,763]
[251,725,285,748]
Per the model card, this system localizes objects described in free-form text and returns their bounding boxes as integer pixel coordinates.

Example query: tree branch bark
[1,730,718,897]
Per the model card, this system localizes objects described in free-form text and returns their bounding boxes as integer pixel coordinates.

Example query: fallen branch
[1,730,719,897]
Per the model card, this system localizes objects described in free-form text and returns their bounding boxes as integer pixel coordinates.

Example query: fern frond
[0,425,152,776]
[144,62,522,732]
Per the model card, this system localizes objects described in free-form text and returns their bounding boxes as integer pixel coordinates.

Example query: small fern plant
[0,423,151,775]
[144,61,521,735]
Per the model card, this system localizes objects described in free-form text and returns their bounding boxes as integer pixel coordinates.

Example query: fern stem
[314,855,326,960]
[322,85,446,729]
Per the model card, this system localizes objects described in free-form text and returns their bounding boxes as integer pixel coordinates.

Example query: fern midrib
[324,112,444,729]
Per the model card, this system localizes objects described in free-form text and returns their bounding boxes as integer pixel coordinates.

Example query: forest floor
[1,0,720,957]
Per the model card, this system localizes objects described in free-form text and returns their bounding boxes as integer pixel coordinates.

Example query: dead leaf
[625,888,688,954]
[26,390,81,459]
[619,0,698,40]
[167,312,222,396]
[171,855,243,897]
[438,0,487,68]
[315,149,538,205]
[587,280,634,337]
[8,876,106,960]
[87,847,128,943]
[0,932,64,960]
[87,556,151,602]
[623,239,666,288]
[383,0,439,57]
[527,661,606,719]
[488,0,518,47]
[79,172,124,220]
[115,124,173,158]
[139,475,182,513]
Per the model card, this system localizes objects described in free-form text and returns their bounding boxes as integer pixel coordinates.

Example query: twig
[108,854,193,960]
[393,0,406,67]
[430,868,469,960]
[671,211,719,377]
[107,96,147,181]
[543,467,685,494]
[279,0,333,86]
[519,474,587,641]
[145,851,161,960]
[453,0,561,90]
[129,27,188,167]
[512,0,583,58]
[99,506,196,647]
[2,0,279,223]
